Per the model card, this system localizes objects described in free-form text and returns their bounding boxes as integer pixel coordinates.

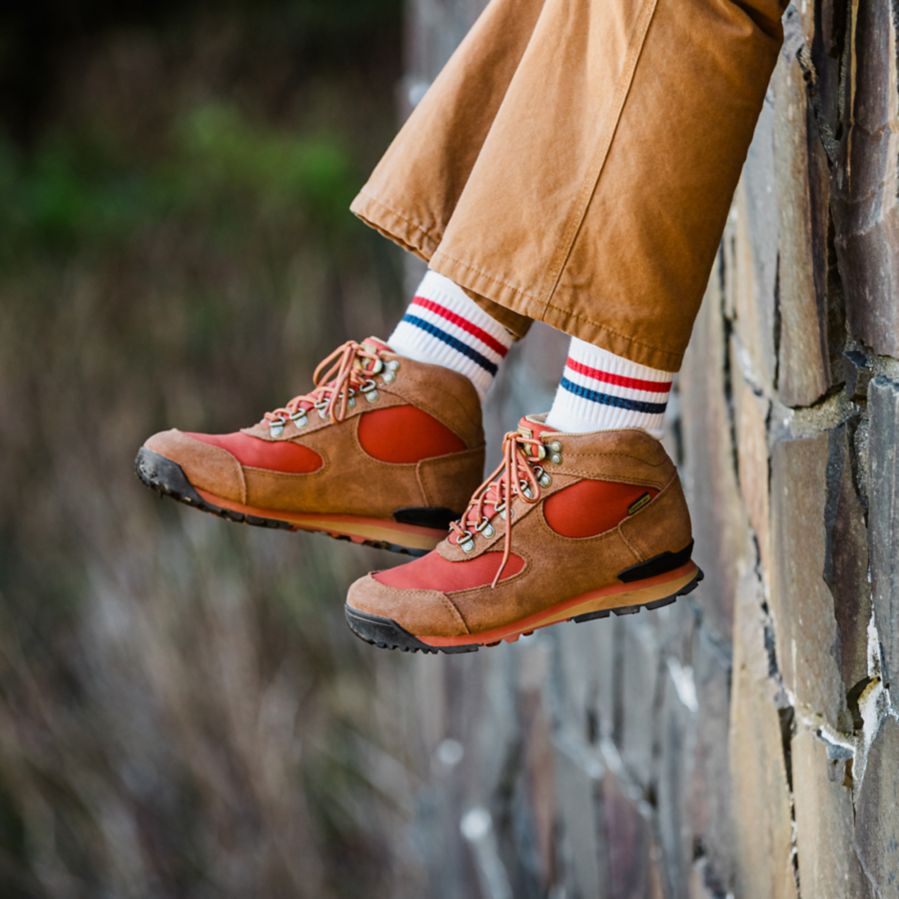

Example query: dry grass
[0,8,435,896]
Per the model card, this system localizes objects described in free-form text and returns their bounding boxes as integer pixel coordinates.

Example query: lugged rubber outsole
[345,565,704,654]
[134,447,442,557]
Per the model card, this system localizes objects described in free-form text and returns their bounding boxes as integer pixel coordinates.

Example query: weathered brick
[552,622,603,729]
[592,617,622,743]
[688,629,734,893]
[656,664,697,898]
[600,773,655,899]
[834,3,899,358]
[772,35,833,406]
[733,98,778,387]
[679,270,752,641]
[551,735,607,899]
[769,434,850,729]
[731,346,771,569]
[855,717,899,895]
[824,421,872,692]
[616,621,661,788]
[730,578,798,899]
[792,724,869,898]
[868,376,899,689]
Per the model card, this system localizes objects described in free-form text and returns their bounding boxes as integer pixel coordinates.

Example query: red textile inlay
[411,296,509,357]
[566,357,672,393]
[358,406,465,463]
[187,432,322,473]
[543,479,658,538]
[374,550,526,590]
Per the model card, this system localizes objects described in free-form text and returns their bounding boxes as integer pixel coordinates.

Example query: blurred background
[0,2,474,895]
[4,2,897,897]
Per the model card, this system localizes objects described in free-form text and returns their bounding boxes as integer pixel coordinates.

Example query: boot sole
[345,561,704,653]
[134,447,446,556]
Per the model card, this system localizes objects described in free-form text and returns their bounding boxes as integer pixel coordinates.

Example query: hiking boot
[345,415,702,650]
[135,338,485,555]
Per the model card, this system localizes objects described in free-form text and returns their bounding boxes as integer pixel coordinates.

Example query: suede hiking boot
[345,415,703,651]
[135,338,485,555]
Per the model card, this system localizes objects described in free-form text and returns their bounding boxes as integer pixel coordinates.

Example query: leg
[352,0,545,339]
[354,0,787,370]
[346,0,787,650]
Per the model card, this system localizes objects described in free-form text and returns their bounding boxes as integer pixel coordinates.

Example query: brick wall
[390,3,899,896]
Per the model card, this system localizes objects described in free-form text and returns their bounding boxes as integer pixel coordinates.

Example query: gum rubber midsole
[419,561,700,647]
[193,487,445,550]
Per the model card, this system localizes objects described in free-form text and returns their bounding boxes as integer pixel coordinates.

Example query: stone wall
[389,2,899,896]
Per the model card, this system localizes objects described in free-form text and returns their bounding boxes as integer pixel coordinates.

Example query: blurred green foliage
[0,2,428,897]
[0,103,357,254]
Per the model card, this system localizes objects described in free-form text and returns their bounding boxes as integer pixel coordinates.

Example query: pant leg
[350,0,544,339]
[353,0,786,370]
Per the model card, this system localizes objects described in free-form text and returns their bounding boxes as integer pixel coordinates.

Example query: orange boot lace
[449,430,557,587]
[263,340,394,432]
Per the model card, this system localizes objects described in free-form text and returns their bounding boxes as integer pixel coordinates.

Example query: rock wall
[390,2,899,896]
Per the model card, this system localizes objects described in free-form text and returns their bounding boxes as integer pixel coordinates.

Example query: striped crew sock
[388,270,514,402]
[545,337,674,439]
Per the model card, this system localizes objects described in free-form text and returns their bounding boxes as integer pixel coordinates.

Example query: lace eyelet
[360,379,379,403]
[458,533,476,553]
[269,420,286,438]
[475,519,495,538]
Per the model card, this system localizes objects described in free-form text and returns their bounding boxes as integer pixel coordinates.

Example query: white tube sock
[388,270,514,403]
[545,338,674,438]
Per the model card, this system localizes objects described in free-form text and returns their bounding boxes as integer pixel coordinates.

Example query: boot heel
[615,540,695,582]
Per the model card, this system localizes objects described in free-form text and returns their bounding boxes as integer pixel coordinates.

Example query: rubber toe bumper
[142,429,246,502]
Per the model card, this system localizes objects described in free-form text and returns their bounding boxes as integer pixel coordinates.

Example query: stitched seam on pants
[540,301,677,357]
[539,0,660,314]
[435,252,680,360]
[434,250,677,357]
[354,189,443,248]
[431,248,543,302]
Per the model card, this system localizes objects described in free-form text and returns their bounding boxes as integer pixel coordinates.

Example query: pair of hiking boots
[135,338,702,653]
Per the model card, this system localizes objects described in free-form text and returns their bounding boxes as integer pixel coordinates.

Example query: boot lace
[449,430,553,587]
[263,340,387,428]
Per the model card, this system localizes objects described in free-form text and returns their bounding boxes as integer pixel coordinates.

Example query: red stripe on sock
[411,296,509,357]
[566,357,672,393]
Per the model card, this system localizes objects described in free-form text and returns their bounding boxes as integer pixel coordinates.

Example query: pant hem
[350,189,440,263]
[431,251,684,372]
[350,188,683,371]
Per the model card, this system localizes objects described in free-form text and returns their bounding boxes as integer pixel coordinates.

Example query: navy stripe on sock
[559,377,668,415]
[401,314,498,376]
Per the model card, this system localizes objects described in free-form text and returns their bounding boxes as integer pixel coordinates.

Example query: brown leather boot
[135,338,485,555]
[345,415,702,651]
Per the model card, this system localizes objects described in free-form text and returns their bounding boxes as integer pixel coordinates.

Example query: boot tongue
[516,415,558,460]
[354,336,393,377]
[361,336,392,354]
[517,415,558,441]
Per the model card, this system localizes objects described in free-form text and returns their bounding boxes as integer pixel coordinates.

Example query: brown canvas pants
[351,0,786,372]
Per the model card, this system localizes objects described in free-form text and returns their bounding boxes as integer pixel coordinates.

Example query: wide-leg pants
[351,0,786,371]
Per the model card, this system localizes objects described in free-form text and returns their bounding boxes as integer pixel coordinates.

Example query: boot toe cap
[346,573,469,639]
[142,429,246,503]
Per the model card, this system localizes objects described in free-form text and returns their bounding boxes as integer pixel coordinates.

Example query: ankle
[546,338,674,438]
[388,270,513,403]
